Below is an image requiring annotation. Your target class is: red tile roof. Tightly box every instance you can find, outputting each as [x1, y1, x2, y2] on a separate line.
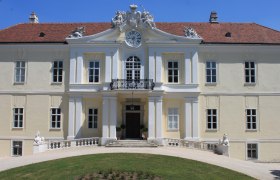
[0, 22, 280, 44]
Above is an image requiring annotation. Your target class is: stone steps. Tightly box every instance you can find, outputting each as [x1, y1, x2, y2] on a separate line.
[106, 140, 158, 148]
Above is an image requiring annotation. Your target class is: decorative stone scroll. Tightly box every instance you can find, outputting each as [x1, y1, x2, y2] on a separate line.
[184, 27, 200, 39]
[68, 26, 85, 38]
[111, 4, 156, 31]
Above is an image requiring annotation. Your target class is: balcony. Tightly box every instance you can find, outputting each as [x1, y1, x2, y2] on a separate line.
[110, 79, 155, 90]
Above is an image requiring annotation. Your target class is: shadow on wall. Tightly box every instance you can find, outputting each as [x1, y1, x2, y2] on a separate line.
[270, 170, 280, 179]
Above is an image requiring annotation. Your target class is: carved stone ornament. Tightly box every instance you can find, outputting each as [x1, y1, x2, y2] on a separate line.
[184, 27, 200, 39]
[111, 4, 156, 31]
[219, 134, 229, 146]
[68, 26, 85, 38]
[34, 130, 45, 145]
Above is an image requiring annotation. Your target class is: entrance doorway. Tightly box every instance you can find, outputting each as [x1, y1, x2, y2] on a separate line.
[126, 112, 141, 139]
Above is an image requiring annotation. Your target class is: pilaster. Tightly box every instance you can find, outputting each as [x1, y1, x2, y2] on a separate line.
[148, 51, 155, 80]
[148, 97, 155, 140]
[155, 54, 162, 83]
[155, 96, 163, 144]
[69, 52, 76, 84]
[76, 52, 83, 83]
[192, 51, 198, 84]
[101, 97, 110, 145]
[185, 51, 191, 84]
[75, 97, 83, 138]
[184, 97, 192, 140]
[192, 98, 199, 140]
[109, 96, 117, 139]
[67, 97, 75, 140]
[105, 53, 112, 83]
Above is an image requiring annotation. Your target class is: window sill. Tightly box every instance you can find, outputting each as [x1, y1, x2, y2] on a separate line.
[11, 127, 24, 130]
[167, 129, 179, 132]
[49, 128, 61, 131]
[245, 129, 258, 132]
[205, 129, 218, 132]
[13, 82, 25, 85]
[244, 83, 256, 86]
[205, 83, 217, 86]
[51, 82, 63, 85]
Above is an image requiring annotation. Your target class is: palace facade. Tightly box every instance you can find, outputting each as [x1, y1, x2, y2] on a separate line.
[0, 5, 280, 162]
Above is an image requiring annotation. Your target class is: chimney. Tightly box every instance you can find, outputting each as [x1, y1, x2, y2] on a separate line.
[209, 11, 218, 23]
[29, 12, 39, 23]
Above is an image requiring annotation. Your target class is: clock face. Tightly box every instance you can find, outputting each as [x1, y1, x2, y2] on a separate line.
[125, 30, 142, 48]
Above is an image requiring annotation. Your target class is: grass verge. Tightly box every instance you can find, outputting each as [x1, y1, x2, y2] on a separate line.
[0, 153, 254, 180]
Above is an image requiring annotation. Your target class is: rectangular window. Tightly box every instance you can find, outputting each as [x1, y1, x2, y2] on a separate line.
[246, 109, 257, 130]
[88, 108, 98, 129]
[89, 61, 100, 83]
[207, 109, 217, 130]
[168, 108, 179, 130]
[167, 61, 179, 83]
[52, 61, 63, 83]
[13, 108, 23, 128]
[247, 143, 258, 159]
[15, 61, 26, 83]
[12, 141, 23, 156]
[51, 108, 61, 129]
[206, 61, 216, 83]
[245, 61, 256, 83]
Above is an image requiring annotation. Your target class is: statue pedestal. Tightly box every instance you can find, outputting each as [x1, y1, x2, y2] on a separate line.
[33, 143, 48, 154]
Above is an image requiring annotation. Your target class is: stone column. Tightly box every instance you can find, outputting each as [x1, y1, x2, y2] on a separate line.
[148, 97, 155, 140]
[76, 52, 84, 83]
[109, 96, 117, 139]
[192, 51, 198, 84]
[185, 51, 191, 84]
[184, 98, 192, 140]
[101, 97, 110, 145]
[67, 97, 75, 140]
[155, 96, 163, 144]
[75, 97, 83, 138]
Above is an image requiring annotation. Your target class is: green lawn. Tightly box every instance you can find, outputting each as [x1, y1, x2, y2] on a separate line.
[0, 153, 254, 180]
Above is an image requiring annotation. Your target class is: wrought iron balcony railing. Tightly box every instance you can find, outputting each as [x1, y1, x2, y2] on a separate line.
[110, 79, 155, 90]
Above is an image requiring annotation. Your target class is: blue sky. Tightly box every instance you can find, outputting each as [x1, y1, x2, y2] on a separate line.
[0, 0, 280, 31]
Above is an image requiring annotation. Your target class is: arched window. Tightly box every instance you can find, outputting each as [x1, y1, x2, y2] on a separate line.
[125, 56, 141, 80]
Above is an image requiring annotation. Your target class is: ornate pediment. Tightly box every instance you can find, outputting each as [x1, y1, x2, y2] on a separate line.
[184, 27, 200, 39]
[111, 4, 156, 31]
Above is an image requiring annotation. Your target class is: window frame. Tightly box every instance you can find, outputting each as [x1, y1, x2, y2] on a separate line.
[167, 60, 179, 84]
[167, 108, 179, 131]
[246, 143, 258, 160]
[11, 140, 23, 157]
[88, 108, 98, 129]
[88, 60, 100, 83]
[50, 108, 61, 130]
[14, 61, 26, 84]
[244, 61, 256, 84]
[13, 108, 24, 129]
[245, 109, 257, 131]
[206, 109, 218, 130]
[52, 60, 63, 83]
[205, 61, 217, 84]
[125, 56, 141, 80]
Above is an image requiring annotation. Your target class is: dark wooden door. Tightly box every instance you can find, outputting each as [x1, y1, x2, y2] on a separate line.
[126, 113, 140, 139]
